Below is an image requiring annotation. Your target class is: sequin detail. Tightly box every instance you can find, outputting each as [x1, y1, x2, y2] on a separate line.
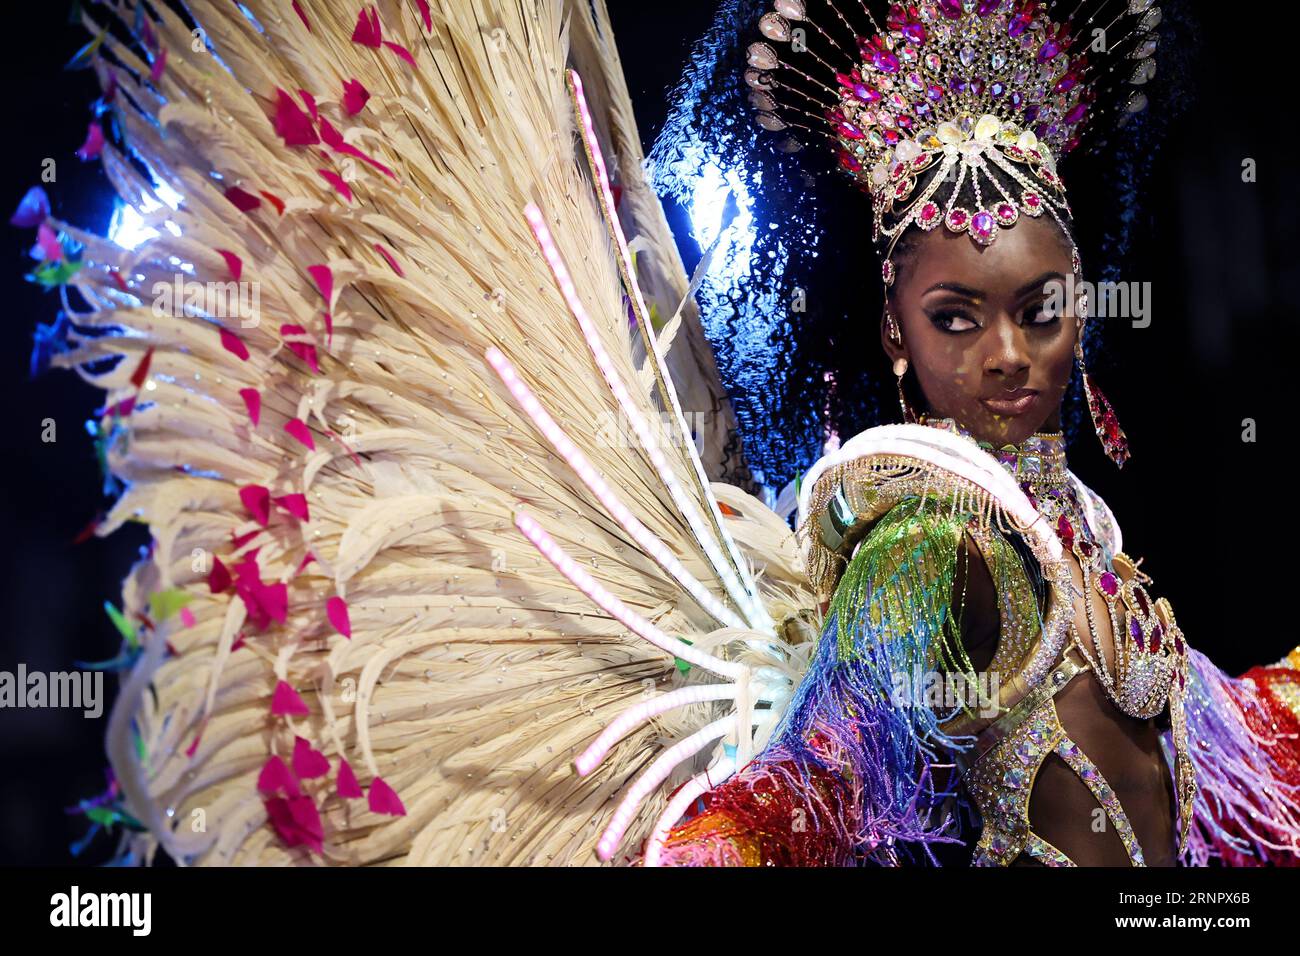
[962, 658, 1148, 867]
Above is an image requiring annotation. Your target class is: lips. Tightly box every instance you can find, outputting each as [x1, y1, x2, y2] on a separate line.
[979, 388, 1040, 417]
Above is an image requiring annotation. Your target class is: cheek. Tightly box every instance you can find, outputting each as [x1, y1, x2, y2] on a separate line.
[909, 332, 982, 399]
[1039, 326, 1077, 393]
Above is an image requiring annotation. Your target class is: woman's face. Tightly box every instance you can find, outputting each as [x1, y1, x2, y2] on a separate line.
[883, 213, 1078, 447]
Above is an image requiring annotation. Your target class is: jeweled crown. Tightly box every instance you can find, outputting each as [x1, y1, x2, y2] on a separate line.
[745, 0, 1162, 281]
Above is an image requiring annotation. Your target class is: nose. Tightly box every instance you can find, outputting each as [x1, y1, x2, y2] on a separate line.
[983, 317, 1031, 384]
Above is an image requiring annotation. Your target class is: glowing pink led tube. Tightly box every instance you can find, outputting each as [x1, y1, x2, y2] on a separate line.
[513, 510, 743, 681]
[567, 70, 767, 634]
[568, 70, 642, 308]
[574, 682, 737, 777]
[486, 345, 743, 631]
[522, 202, 768, 632]
[642, 759, 736, 867]
[596, 715, 735, 861]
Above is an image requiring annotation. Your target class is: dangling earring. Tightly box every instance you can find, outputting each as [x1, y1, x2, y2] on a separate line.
[1075, 291, 1130, 468]
[886, 308, 917, 424]
[893, 356, 918, 423]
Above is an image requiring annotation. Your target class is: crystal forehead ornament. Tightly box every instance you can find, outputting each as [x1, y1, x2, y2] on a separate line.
[744, 0, 1162, 273]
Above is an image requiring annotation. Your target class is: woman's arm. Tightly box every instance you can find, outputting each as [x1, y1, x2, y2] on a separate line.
[655, 496, 1007, 866]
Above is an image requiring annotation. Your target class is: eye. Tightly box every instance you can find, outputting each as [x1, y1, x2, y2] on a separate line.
[1022, 301, 1058, 326]
[928, 309, 979, 333]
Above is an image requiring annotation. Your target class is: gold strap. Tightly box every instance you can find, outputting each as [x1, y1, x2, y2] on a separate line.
[969, 644, 1090, 764]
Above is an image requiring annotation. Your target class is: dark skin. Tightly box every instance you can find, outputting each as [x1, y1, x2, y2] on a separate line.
[884, 215, 1177, 866]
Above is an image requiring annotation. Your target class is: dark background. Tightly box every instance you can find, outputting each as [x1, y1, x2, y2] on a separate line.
[1, 1, 1295, 865]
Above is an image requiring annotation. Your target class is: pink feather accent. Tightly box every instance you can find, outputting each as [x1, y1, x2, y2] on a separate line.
[319, 117, 395, 179]
[298, 89, 318, 122]
[326, 596, 351, 638]
[216, 248, 243, 281]
[223, 186, 261, 212]
[342, 78, 370, 116]
[337, 759, 363, 799]
[75, 122, 104, 161]
[257, 754, 302, 797]
[264, 796, 323, 853]
[273, 493, 310, 522]
[373, 243, 404, 277]
[284, 418, 316, 450]
[239, 387, 260, 426]
[272, 87, 319, 146]
[307, 264, 334, 308]
[292, 736, 331, 779]
[36, 223, 62, 262]
[367, 776, 406, 816]
[220, 328, 249, 361]
[280, 323, 320, 373]
[383, 41, 416, 67]
[238, 485, 271, 526]
[271, 680, 310, 717]
[318, 168, 353, 204]
[208, 555, 232, 594]
[149, 46, 167, 84]
[351, 6, 382, 47]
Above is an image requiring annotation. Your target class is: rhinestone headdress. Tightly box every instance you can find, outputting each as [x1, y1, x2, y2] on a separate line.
[744, 0, 1163, 287]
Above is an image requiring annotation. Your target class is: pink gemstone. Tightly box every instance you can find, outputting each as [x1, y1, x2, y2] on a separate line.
[1099, 571, 1119, 596]
[1056, 515, 1074, 545]
[971, 210, 995, 239]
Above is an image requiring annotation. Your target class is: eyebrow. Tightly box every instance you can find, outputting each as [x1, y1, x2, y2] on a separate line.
[922, 281, 983, 299]
[1016, 271, 1066, 300]
[921, 271, 1066, 302]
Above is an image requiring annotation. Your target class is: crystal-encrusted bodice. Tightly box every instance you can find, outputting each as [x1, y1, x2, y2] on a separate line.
[922, 416, 1197, 866]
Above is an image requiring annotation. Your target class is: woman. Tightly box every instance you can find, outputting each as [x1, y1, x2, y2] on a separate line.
[654, 0, 1300, 866]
